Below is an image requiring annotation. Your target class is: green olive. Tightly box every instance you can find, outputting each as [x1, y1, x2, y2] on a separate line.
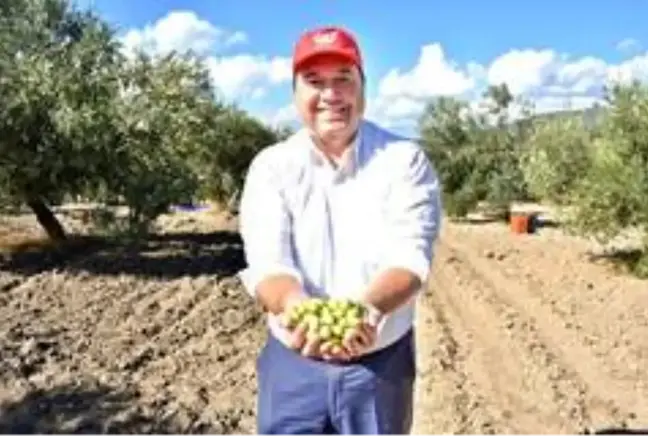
[319, 325, 332, 340]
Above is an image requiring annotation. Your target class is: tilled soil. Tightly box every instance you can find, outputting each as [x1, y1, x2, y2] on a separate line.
[1, 210, 647, 434]
[411, 222, 648, 434]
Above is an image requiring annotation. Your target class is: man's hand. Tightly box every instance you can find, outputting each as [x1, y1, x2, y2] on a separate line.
[318, 339, 352, 361]
[283, 321, 323, 358]
[278, 297, 384, 361]
[320, 301, 383, 360]
[337, 302, 383, 357]
[340, 321, 378, 356]
[278, 295, 324, 358]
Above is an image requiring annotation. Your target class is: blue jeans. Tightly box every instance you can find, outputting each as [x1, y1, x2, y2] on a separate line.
[256, 329, 416, 434]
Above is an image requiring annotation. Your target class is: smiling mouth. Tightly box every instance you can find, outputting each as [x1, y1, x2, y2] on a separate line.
[318, 106, 349, 120]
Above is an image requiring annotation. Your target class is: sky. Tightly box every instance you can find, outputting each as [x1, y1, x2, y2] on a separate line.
[74, 0, 648, 136]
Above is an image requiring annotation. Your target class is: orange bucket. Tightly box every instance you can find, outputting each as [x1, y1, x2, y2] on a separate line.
[510, 212, 530, 234]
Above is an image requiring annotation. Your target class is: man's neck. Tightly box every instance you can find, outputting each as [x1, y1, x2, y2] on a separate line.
[311, 130, 358, 160]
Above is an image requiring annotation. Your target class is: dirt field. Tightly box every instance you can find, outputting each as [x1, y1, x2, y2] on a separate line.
[0, 207, 647, 434]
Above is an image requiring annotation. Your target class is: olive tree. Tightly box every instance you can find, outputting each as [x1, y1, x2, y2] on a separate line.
[417, 96, 482, 217]
[0, 0, 278, 240]
[565, 81, 648, 277]
[0, 0, 122, 240]
[197, 108, 282, 211]
[88, 51, 225, 235]
[418, 83, 531, 219]
[519, 116, 593, 205]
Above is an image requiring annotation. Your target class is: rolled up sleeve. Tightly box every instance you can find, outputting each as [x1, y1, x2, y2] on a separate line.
[378, 145, 442, 286]
[237, 151, 303, 298]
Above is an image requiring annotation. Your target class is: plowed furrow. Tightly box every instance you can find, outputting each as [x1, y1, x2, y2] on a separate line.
[82, 280, 217, 373]
[415, 242, 578, 433]
[413, 286, 500, 434]
[443, 237, 641, 430]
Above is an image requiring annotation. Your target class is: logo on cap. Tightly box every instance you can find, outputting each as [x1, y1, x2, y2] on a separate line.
[312, 30, 338, 46]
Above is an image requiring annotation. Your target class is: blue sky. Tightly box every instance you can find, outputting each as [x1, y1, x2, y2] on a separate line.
[75, 0, 648, 135]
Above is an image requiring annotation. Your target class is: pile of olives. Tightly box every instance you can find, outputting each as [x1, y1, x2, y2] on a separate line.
[282, 298, 367, 344]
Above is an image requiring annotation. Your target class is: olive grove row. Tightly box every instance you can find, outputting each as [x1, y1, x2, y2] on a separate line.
[1, 0, 292, 240]
[419, 81, 648, 277]
[2, 0, 647, 276]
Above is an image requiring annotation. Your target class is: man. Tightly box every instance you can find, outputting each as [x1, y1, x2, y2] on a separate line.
[238, 25, 442, 434]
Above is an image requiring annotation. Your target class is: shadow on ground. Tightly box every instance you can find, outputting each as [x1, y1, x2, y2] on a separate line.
[582, 426, 648, 435]
[586, 248, 647, 278]
[0, 381, 185, 434]
[0, 231, 246, 279]
[531, 216, 561, 229]
[452, 214, 561, 231]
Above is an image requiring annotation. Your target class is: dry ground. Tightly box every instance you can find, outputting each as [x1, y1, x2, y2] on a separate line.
[0, 206, 647, 434]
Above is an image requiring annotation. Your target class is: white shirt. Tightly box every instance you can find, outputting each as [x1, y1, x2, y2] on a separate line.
[237, 119, 442, 354]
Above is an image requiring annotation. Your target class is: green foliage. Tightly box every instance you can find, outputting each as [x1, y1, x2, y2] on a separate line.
[88, 52, 218, 235]
[418, 97, 477, 217]
[565, 136, 646, 241]
[197, 108, 279, 209]
[0, 0, 119, 205]
[417, 79, 648, 278]
[418, 84, 531, 219]
[519, 116, 593, 205]
[0, 0, 282, 240]
[562, 81, 648, 277]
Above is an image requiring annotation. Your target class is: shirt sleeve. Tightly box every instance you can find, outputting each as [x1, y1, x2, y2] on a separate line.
[378, 144, 442, 286]
[237, 150, 303, 298]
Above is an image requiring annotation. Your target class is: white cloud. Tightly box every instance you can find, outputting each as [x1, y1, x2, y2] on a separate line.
[367, 43, 648, 135]
[617, 38, 641, 54]
[366, 97, 424, 133]
[366, 43, 477, 132]
[377, 44, 475, 99]
[120, 10, 246, 56]
[487, 49, 558, 95]
[119, 10, 291, 103]
[607, 52, 648, 83]
[250, 87, 267, 100]
[206, 55, 291, 101]
[260, 103, 299, 128]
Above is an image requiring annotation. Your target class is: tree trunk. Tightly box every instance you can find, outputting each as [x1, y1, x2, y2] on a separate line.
[26, 196, 67, 242]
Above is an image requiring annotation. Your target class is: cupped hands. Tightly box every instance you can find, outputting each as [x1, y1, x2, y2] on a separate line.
[279, 296, 381, 361]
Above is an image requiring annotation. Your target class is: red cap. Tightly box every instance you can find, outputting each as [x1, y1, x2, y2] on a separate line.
[292, 26, 363, 74]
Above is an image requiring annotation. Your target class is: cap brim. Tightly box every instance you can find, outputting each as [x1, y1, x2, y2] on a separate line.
[293, 49, 358, 72]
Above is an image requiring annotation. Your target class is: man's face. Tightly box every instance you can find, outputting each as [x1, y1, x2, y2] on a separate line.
[293, 55, 365, 145]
